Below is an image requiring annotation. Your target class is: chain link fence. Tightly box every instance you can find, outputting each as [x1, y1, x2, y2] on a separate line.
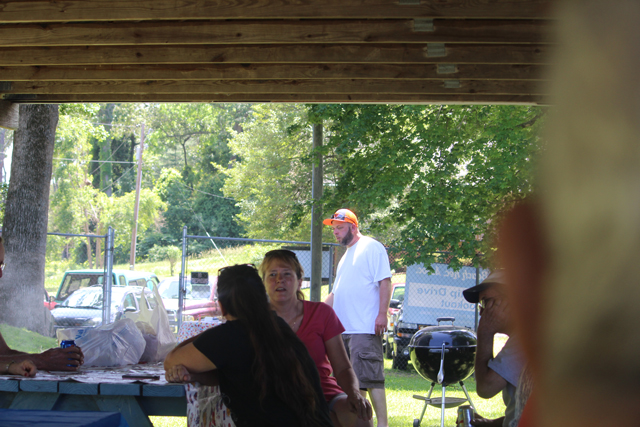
[42, 228, 118, 338]
[173, 228, 340, 332]
[386, 252, 490, 370]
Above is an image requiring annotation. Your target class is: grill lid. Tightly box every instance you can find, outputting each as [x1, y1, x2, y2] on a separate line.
[408, 317, 477, 349]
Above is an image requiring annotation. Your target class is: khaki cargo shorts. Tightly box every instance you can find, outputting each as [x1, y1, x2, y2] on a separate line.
[342, 334, 385, 389]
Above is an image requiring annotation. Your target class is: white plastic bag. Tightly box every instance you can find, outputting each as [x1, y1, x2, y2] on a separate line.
[126, 284, 177, 363]
[75, 318, 146, 367]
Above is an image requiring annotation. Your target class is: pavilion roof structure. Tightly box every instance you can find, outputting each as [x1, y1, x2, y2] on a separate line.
[0, 0, 554, 105]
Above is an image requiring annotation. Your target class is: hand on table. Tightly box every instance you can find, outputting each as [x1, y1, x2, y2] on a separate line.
[8, 360, 37, 377]
[37, 346, 84, 371]
[165, 364, 191, 383]
[347, 392, 373, 420]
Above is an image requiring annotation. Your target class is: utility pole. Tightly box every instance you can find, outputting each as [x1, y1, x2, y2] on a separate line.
[310, 123, 323, 302]
[129, 123, 145, 270]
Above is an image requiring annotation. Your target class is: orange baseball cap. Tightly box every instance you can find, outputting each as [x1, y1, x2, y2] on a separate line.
[323, 209, 358, 227]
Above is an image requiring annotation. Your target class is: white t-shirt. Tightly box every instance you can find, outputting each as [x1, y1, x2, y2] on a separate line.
[332, 236, 392, 334]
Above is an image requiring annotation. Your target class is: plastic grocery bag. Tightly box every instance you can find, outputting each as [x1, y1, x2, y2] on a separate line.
[75, 318, 146, 367]
[125, 284, 177, 363]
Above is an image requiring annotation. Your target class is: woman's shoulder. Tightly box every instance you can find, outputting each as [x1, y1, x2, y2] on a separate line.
[303, 300, 335, 316]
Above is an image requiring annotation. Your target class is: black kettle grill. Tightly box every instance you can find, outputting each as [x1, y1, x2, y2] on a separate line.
[408, 317, 477, 427]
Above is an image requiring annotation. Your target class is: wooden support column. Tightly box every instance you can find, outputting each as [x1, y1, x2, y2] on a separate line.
[310, 123, 323, 302]
[0, 101, 19, 130]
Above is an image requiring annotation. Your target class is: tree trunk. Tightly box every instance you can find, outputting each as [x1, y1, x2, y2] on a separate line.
[0, 104, 57, 335]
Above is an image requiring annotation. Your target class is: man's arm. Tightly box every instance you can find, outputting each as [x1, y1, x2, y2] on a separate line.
[0, 331, 84, 371]
[324, 292, 334, 307]
[374, 277, 392, 336]
[475, 299, 508, 398]
[0, 332, 24, 356]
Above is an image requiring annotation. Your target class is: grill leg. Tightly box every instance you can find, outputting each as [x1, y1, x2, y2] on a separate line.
[459, 381, 477, 412]
[412, 382, 435, 427]
[440, 385, 446, 427]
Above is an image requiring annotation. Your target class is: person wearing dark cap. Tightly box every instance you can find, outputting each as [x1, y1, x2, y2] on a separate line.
[323, 209, 392, 427]
[463, 271, 525, 427]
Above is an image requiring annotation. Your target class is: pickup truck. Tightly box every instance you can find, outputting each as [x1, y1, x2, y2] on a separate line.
[47, 269, 160, 307]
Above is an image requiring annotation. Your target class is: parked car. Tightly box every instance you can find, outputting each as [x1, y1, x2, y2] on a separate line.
[51, 285, 159, 331]
[158, 276, 220, 330]
[384, 283, 405, 359]
[390, 304, 431, 370]
[52, 269, 160, 305]
[44, 289, 57, 310]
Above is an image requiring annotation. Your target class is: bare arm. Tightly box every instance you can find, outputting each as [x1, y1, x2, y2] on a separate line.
[325, 335, 372, 421]
[0, 332, 83, 371]
[474, 299, 508, 398]
[164, 342, 216, 383]
[324, 292, 334, 307]
[375, 277, 392, 336]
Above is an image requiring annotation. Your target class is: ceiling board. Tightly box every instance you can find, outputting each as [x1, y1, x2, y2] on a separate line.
[0, 0, 553, 22]
[0, 44, 550, 66]
[0, 64, 547, 81]
[0, 0, 555, 104]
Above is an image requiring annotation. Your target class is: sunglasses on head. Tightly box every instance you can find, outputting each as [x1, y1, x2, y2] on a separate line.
[264, 249, 298, 258]
[218, 263, 257, 276]
[330, 212, 348, 221]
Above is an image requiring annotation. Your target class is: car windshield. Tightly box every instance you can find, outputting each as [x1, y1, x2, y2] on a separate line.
[392, 285, 405, 302]
[62, 287, 125, 309]
[159, 279, 209, 300]
[58, 273, 105, 301]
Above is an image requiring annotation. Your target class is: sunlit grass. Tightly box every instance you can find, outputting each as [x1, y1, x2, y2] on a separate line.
[0, 324, 58, 353]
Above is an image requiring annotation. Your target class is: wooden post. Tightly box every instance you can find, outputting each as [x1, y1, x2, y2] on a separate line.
[129, 123, 145, 270]
[310, 123, 323, 302]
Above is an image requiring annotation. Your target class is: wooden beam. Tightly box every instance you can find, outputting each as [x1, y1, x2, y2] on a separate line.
[3, 93, 546, 105]
[2, 79, 543, 95]
[0, 44, 551, 66]
[0, 64, 548, 81]
[0, 19, 551, 47]
[0, 0, 554, 22]
[0, 100, 19, 130]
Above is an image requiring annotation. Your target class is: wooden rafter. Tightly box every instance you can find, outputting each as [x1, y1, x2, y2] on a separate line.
[0, 0, 555, 104]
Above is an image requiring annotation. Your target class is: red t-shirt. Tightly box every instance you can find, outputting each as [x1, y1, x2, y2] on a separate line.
[296, 300, 346, 401]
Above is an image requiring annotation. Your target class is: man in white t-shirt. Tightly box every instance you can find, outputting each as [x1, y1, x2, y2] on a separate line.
[324, 209, 392, 427]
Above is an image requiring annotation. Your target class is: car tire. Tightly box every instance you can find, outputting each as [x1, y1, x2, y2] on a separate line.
[392, 354, 409, 370]
[384, 336, 393, 359]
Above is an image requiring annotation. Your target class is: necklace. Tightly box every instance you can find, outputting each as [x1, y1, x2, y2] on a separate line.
[284, 301, 304, 328]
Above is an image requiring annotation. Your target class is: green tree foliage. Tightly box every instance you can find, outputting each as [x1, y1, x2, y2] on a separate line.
[310, 104, 545, 269]
[222, 104, 330, 241]
[50, 105, 165, 265]
[148, 245, 182, 276]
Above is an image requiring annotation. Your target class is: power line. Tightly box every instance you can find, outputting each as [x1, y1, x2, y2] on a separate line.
[54, 157, 135, 165]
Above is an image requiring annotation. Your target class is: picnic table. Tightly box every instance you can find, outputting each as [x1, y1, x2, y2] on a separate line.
[0, 363, 186, 427]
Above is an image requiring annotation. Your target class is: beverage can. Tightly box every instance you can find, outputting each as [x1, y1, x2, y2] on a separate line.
[60, 340, 77, 367]
[456, 405, 474, 427]
[60, 340, 76, 348]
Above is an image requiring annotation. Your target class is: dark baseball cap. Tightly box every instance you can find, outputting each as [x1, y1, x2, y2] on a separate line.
[462, 270, 507, 303]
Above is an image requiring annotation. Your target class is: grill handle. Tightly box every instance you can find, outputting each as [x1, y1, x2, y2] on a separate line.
[436, 317, 455, 325]
[437, 343, 446, 384]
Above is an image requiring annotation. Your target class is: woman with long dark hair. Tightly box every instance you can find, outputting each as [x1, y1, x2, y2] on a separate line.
[164, 264, 333, 427]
